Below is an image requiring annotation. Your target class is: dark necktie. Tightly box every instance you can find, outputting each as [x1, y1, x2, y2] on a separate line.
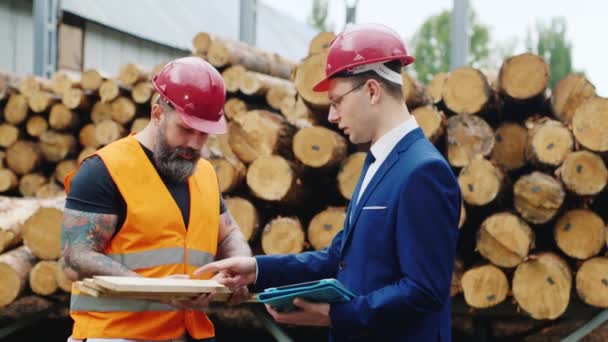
[349, 150, 376, 225]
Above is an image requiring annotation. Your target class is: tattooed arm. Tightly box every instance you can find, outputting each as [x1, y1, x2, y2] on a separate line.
[61, 208, 139, 280]
[216, 209, 252, 260]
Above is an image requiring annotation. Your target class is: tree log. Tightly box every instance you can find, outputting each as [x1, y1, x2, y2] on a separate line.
[78, 147, 97, 163]
[240, 71, 294, 97]
[26, 115, 49, 138]
[293, 52, 330, 110]
[571, 96, 608, 153]
[110, 96, 137, 125]
[131, 82, 153, 104]
[0, 246, 36, 308]
[192, 32, 213, 56]
[49, 103, 78, 130]
[221, 65, 246, 93]
[451, 258, 464, 297]
[79, 123, 100, 149]
[442, 67, 492, 115]
[477, 212, 534, 268]
[525, 117, 573, 168]
[35, 182, 64, 199]
[23, 206, 63, 260]
[512, 253, 572, 320]
[458, 157, 506, 207]
[28, 90, 56, 113]
[411, 106, 446, 144]
[337, 152, 365, 201]
[576, 257, 608, 308]
[207, 39, 295, 79]
[292, 126, 347, 171]
[498, 53, 549, 101]
[551, 73, 596, 125]
[18, 76, 51, 98]
[228, 110, 296, 164]
[427, 72, 449, 104]
[55, 258, 73, 292]
[461, 264, 509, 309]
[554, 209, 605, 260]
[246, 155, 304, 205]
[29, 260, 59, 296]
[446, 114, 495, 168]
[210, 158, 246, 194]
[6, 140, 41, 175]
[19, 173, 47, 197]
[39, 131, 77, 162]
[307, 206, 345, 251]
[513, 172, 565, 224]
[261, 216, 305, 255]
[0, 197, 40, 253]
[119, 63, 149, 86]
[4, 93, 29, 125]
[130, 118, 149, 133]
[0, 169, 18, 194]
[91, 101, 113, 123]
[95, 119, 126, 146]
[459, 203, 467, 229]
[266, 83, 297, 111]
[80, 68, 107, 91]
[99, 79, 121, 103]
[280, 95, 317, 128]
[491, 122, 527, 171]
[401, 71, 430, 110]
[0, 123, 19, 148]
[204, 133, 239, 161]
[224, 196, 259, 242]
[51, 72, 78, 95]
[557, 150, 607, 196]
[55, 159, 77, 184]
[224, 97, 247, 120]
[308, 31, 335, 56]
[62, 88, 90, 110]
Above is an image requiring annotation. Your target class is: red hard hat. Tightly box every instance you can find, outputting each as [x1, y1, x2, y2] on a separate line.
[313, 23, 415, 92]
[152, 56, 227, 134]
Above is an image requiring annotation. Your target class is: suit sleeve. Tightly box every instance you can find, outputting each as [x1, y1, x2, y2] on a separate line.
[250, 228, 343, 292]
[330, 159, 461, 332]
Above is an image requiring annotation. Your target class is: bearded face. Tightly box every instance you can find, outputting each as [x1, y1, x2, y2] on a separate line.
[154, 116, 201, 183]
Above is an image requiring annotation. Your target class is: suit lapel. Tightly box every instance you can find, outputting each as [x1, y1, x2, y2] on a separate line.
[340, 128, 426, 254]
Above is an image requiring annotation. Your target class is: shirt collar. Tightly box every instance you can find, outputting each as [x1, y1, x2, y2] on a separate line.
[370, 116, 419, 163]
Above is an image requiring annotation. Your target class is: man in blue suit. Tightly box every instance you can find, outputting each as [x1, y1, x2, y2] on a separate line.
[195, 23, 461, 341]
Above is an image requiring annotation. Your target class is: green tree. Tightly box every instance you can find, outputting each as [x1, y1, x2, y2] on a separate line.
[526, 17, 572, 88]
[307, 0, 332, 32]
[411, 10, 491, 83]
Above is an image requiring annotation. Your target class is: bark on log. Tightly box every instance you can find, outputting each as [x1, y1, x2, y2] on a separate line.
[26, 115, 49, 138]
[39, 131, 77, 162]
[0, 123, 19, 148]
[4, 93, 29, 125]
[512, 253, 572, 320]
[23, 206, 63, 260]
[131, 81, 153, 104]
[427, 72, 449, 105]
[293, 52, 330, 110]
[18, 173, 47, 197]
[0, 246, 36, 308]
[308, 31, 335, 56]
[209, 158, 246, 194]
[446, 114, 495, 168]
[307, 206, 345, 251]
[224, 196, 259, 242]
[571, 96, 608, 153]
[491, 122, 528, 171]
[411, 106, 446, 144]
[246, 155, 304, 205]
[119, 63, 149, 86]
[498, 53, 549, 101]
[513, 172, 565, 224]
[292, 126, 347, 171]
[461, 264, 509, 309]
[80, 69, 107, 91]
[110, 96, 137, 125]
[95, 119, 126, 146]
[525, 117, 573, 168]
[28, 91, 56, 113]
[337, 152, 365, 201]
[442, 67, 492, 115]
[261, 216, 306, 255]
[551, 73, 596, 125]
[29, 260, 59, 296]
[458, 157, 506, 207]
[61, 88, 90, 110]
[401, 71, 430, 110]
[554, 209, 605, 260]
[556, 151, 607, 196]
[576, 257, 608, 308]
[477, 212, 535, 268]
[240, 71, 294, 97]
[49, 103, 78, 130]
[221, 65, 246, 93]
[6, 140, 41, 175]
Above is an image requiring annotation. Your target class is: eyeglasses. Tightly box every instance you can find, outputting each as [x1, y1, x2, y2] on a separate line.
[329, 81, 366, 109]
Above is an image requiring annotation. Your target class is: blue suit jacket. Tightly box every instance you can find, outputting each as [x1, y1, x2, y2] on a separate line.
[253, 128, 461, 341]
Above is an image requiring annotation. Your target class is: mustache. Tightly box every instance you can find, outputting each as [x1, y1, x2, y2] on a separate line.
[170, 147, 200, 160]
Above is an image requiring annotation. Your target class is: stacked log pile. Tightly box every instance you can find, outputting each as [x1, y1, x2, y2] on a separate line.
[1, 31, 607, 328]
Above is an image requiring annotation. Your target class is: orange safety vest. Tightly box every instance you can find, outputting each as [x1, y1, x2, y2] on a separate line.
[64, 135, 220, 340]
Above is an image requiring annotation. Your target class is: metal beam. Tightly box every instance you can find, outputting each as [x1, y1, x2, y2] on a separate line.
[239, 0, 257, 45]
[450, 0, 469, 70]
[33, 0, 59, 78]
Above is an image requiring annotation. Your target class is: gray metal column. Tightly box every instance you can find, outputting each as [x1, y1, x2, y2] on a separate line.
[239, 0, 257, 45]
[450, 0, 469, 70]
[33, 0, 59, 78]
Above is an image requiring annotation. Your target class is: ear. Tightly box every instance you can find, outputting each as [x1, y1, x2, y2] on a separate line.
[151, 103, 163, 125]
[367, 79, 382, 105]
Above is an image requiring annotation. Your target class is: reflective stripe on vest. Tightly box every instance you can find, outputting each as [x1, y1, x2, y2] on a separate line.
[70, 295, 206, 312]
[106, 248, 214, 270]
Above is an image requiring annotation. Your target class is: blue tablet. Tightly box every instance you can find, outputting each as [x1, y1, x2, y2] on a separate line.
[257, 278, 355, 312]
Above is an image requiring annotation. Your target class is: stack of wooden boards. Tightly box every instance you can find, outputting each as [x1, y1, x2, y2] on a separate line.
[1, 29, 608, 328]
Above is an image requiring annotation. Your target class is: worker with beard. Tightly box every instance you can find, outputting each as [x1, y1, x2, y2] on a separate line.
[60, 57, 252, 342]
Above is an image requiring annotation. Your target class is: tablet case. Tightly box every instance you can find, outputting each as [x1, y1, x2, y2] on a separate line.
[257, 278, 355, 312]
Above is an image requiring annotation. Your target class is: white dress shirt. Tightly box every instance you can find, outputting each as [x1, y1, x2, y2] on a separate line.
[356, 117, 420, 205]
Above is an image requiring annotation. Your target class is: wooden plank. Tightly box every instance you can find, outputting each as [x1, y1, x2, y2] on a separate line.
[91, 276, 231, 294]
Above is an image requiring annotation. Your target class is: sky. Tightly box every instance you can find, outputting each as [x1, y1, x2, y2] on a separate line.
[260, 0, 607, 96]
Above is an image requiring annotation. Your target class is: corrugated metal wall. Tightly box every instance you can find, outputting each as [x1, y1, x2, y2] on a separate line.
[83, 22, 187, 75]
[0, 0, 34, 76]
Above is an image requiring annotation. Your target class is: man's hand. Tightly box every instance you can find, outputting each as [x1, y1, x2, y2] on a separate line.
[266, 298, 331, 327]
[160, 274, 215, 310]
[193, 257, 257, 289]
